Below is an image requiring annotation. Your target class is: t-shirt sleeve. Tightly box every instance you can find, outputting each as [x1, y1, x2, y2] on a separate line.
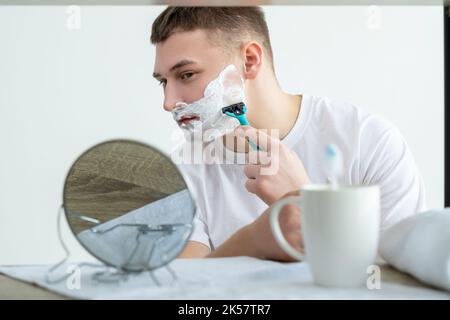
[175, 161, 212, 249]
[188, 206, 212, 249]
[359, 116, 427, 230]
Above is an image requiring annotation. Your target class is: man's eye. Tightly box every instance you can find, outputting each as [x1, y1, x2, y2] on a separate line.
[180, 72, 194, 80]
[158, 80, 166, 87]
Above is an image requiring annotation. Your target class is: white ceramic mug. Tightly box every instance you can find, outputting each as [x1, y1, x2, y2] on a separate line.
[270, 184, 380, 287]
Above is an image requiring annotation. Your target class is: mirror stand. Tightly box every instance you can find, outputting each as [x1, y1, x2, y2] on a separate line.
[45, 205, 186, 287]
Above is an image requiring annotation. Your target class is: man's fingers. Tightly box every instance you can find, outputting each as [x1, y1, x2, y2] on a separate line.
[244, 179, 258, 194]
[248, 148, 271, 166]
[234, 126, 281, 154]
[244, 164, 260, 179]
[245, 177, 273, 205]
[283, 190, 301, 198]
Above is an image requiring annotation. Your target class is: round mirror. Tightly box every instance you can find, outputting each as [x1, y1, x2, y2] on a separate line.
[63, 139, 195, 272]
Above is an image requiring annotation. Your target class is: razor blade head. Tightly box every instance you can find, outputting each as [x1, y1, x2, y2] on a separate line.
[222, 102, 247, 117]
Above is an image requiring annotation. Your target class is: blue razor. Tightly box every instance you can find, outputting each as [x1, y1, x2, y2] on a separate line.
[222, 102, 260, 151]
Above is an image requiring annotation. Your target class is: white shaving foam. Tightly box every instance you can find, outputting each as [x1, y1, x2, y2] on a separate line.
[172, 64, 245, 142]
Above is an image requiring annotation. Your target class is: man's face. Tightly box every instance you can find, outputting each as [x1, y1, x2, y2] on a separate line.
[153, 29, 237, 120]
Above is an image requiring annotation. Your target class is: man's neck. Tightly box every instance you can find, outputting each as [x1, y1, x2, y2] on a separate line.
[246, 89, 301, 140]
[222, 70, 302, 153]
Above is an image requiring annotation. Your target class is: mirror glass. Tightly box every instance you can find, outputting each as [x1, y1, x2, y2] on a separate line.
[63, 140, 195, 272]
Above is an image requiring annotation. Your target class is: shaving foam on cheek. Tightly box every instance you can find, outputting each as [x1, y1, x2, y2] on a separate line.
[172, 64, 245, 142]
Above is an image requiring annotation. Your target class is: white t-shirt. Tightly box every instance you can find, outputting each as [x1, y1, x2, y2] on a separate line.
[176, 94, 427, 250]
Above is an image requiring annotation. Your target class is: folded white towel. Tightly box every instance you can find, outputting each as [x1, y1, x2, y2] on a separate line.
[379, 208, 450, 291]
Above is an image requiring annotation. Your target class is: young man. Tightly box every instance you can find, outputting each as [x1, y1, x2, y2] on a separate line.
[150, 7, 426, 261]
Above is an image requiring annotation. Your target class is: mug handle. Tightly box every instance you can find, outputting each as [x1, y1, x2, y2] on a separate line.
[270, 196, 305, 261]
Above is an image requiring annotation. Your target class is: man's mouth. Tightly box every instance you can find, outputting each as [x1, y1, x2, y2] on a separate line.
[177, 115, 201, 126]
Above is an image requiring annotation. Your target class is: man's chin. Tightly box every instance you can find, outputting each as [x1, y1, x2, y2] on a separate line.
[182, 131, 225, 144]
[181, 117, 246, 145]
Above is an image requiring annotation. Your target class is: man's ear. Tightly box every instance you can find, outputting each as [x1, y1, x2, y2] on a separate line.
[241, 41, 263, 80]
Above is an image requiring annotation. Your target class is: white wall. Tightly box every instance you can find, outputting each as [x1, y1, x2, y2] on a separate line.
[0, 5, 444, 264]
[266, 6, 444, 213]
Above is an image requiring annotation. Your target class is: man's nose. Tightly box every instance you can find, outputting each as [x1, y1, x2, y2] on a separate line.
[163, 101, 174, 112]
[163, 87, 181, 112]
